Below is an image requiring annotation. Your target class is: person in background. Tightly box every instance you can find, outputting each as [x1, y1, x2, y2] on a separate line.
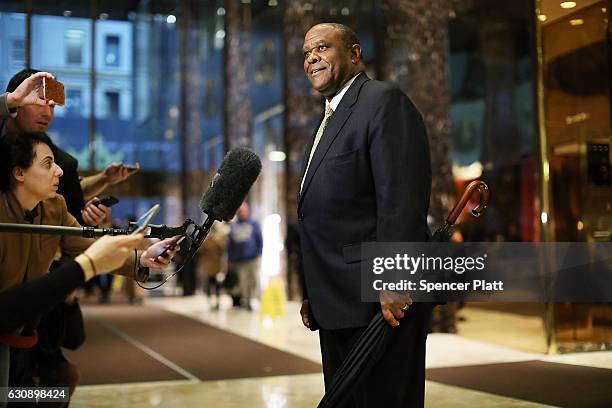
[227, 202, 263, 311]
[197, 223, 229, 310]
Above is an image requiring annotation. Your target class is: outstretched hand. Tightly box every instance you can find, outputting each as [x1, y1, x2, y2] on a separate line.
[103, 162, 140, 185]
[6, 72, 55, 109]
[140, 236, 183, 269]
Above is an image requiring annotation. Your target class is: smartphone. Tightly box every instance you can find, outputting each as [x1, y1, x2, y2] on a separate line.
[131, 204, 160, 235]
[154, 235, 187, 263]
[124, 163, 140, 173]
[97, 195, 119, 208]
[43, 77, 65, 106]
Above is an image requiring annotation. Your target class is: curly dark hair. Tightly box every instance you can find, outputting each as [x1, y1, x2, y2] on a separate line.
[0, 132, 57, 191]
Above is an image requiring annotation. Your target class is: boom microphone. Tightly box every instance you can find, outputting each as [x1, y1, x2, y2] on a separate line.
[127, 147, 261, 290]
[199, 146, 262, 221]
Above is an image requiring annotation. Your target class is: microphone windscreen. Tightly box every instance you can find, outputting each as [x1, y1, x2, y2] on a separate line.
[199, 147, 262, 221]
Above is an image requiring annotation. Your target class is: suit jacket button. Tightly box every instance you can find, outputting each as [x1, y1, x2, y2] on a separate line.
[298, 213, 304, 221]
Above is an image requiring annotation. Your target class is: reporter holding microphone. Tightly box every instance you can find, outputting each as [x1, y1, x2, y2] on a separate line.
[0, 131, 181, 395]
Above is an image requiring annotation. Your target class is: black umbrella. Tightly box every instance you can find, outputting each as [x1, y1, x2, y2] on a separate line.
[317, 180, 490, 408]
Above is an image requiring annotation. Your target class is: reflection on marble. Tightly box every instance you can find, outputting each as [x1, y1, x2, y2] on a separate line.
[72, 375, 324, 408]
[425, 382, 553, 408]
[456, 307, 548, 353]
[72, 375, 553, 408]
[69, 295, 611, 407]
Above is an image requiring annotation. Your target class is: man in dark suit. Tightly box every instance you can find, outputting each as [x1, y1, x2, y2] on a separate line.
[298, 23, 432, 407]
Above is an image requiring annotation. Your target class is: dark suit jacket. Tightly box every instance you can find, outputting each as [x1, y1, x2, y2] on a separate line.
[54, 148, 86, 224]
[298, 73, 431, 330]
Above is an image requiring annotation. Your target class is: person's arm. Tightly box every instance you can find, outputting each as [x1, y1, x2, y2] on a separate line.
[0, 234, 145, 336]
[80, 162, 140, 200]
[369, 88, 431, 326]
[0, 260, 85, 336]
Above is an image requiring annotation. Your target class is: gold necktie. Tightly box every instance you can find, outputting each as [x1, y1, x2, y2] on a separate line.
[300, 105, 334, 193]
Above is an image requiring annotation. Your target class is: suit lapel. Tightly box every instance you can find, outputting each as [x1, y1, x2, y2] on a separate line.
[298, 115, 323, 195]
[298, 73, 369, 208]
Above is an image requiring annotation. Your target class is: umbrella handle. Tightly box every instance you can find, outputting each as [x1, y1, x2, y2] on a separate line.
[446, 180, 489, 225]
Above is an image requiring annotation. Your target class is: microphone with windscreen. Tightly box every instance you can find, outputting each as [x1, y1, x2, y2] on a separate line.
[189, 146, 262, 253]
[199, 146, 263, 222]
[140, 147, 261, 289]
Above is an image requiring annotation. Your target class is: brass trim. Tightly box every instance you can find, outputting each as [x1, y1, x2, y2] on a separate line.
[535, 0, 557, 354]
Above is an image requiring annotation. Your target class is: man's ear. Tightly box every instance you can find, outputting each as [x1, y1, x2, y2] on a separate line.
[349, 44, 362, 64]
[12, 167, 25, 184]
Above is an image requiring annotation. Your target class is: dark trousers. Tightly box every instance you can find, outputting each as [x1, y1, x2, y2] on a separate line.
[319, 304, 433, 408]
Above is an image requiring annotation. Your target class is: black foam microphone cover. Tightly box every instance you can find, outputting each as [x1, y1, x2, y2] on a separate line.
[199, 147, 262, 221]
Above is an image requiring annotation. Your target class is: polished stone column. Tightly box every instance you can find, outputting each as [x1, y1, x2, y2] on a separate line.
[282, 0, 324, 218]
[379, 0, 460, 224]
[225, 0, 252, 147]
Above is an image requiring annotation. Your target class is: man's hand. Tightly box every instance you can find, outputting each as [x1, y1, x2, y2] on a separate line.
[139, 236, 182, 269]
[379, 290, 413, 327]
[300, 299, 311, 328]
[81, 198, 111, 226]
[6, 72, 55, 109]
[102, 162, 140, 186]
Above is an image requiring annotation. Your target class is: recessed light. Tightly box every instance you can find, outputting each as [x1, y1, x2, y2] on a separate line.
[569, 18, 584, 25]
[538, 14, 547, 22]
[560, 2, 577, 9]
[268, 151, 286, 162]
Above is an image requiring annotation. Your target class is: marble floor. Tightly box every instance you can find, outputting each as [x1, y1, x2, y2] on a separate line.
[70, 295, 612, 407]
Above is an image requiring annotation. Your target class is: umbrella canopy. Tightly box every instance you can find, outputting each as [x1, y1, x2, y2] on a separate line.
[317, 180, 489, 408]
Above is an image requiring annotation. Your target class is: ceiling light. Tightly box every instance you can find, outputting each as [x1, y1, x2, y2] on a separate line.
[341, 7, 350, 16]
[560, 2, 577, 9]
[268, 151, 286, 162]
[216, 7, 226, 16]
[268, 0, 278, 6]
[538, 14, 547, 22]
[63, 10, 72, 17]
[99, 13, 109, 20]
[569, 18, 584, 25]
[166, 14, 176, 24]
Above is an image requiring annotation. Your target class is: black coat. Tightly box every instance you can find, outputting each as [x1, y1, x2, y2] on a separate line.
[298, 73, 431, 330]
